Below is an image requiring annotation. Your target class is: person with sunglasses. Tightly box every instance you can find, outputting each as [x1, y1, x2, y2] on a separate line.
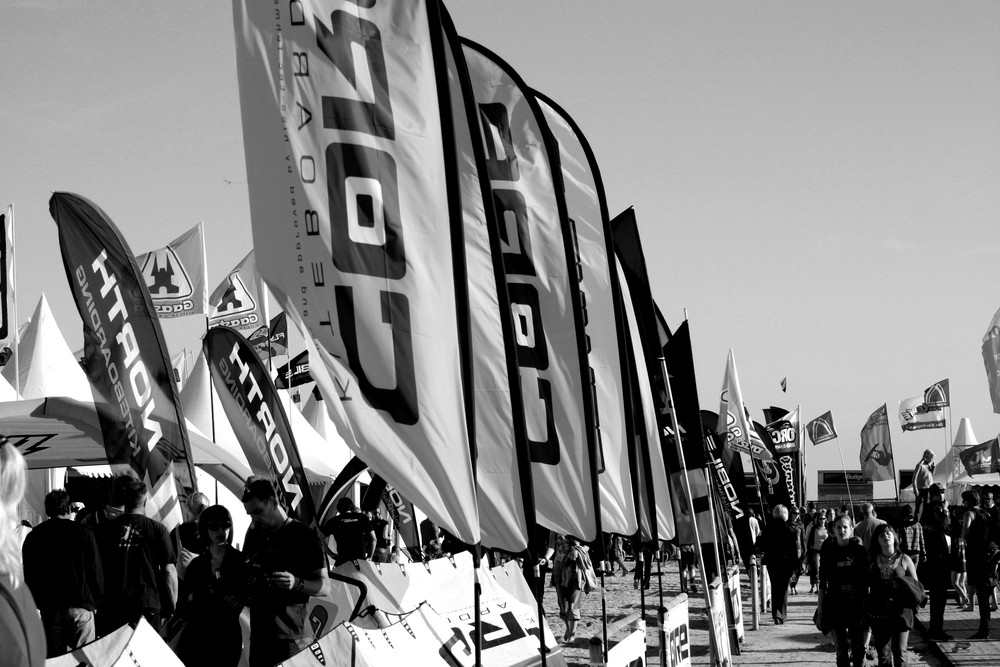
[173, 505, 250, 666]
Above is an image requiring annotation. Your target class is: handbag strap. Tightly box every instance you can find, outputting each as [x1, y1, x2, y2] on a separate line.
[0, 579, 33, 666]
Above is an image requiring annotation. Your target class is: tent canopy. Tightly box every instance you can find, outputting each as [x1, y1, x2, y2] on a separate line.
[1, 396, 252, 496]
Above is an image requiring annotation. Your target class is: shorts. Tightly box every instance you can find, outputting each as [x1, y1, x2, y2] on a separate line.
[560, 588, 581, 620]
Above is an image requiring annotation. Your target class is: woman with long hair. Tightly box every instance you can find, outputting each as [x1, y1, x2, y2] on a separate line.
[173, 505, 250, 666]
[818, 513, 867, 667]
[865, 523, 919, 667]
[0, 440, 45, 666]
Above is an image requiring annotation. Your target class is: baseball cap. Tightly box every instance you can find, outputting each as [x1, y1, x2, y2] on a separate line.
[929, 483, 946, 495]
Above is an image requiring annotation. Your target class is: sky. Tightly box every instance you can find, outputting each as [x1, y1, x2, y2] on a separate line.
[1, 1, 999, 500]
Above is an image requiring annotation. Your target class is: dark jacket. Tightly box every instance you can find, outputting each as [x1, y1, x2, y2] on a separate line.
[761, 518, 800, 571]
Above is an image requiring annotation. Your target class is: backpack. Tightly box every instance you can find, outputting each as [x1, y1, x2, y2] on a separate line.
[561, 545, 599, 594]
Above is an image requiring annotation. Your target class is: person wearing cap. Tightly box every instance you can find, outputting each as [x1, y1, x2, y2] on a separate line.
[242, 477, 326, 667]
[913, 449, 935, 521]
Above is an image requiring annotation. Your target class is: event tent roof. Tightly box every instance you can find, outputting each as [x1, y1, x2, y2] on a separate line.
[2, 396, 252, 496]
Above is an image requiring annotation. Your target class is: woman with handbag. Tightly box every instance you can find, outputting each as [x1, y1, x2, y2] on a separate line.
[171, 505, 250, 666]
[818, 513, 868, 667]
[866, 524, 920, 667]
[558, 536, 596, 644]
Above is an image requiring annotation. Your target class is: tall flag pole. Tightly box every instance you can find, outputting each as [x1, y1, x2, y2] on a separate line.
[611, 208, 728, 663]
[923, 378, 952, 480]
[860, 404, 897, 498]
[807, 411, 854, 514]
[49, 192, 197, 529]
[232, 0, 482, 547]
[0, 205, 16, 395]
[461, 39, 601, 544]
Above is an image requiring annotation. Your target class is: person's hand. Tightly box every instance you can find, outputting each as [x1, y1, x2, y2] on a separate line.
[266, 570, 296, 591]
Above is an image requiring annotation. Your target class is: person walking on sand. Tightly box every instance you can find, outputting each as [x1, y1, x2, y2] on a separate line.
[762, 505, 799, 624]
[865, 524, 920, 667]
[558, 536, 596, 644]
[818, 513, 868, 667]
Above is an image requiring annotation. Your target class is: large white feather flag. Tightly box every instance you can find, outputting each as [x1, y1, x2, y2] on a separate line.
[462, 41, 597, 540]
[535, 93, 635, 536]
[232, 0, 479, 542]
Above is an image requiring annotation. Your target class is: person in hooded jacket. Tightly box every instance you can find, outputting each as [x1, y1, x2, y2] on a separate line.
[818, 513, 868, 667]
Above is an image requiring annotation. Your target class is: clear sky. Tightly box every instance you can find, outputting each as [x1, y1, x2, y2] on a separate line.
[2, 1, 998, 499]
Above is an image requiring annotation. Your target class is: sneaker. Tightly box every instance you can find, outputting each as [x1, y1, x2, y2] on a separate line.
[929, 632, 953, 641]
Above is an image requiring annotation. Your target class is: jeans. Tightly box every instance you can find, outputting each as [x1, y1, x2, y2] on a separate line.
[41, 607, 95, 657]
[830, 617, 864, 667]
[871, 626, 908, 667]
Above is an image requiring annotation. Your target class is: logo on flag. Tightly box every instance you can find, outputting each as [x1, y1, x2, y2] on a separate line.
[212, 272, 256, 318]
[860, 404, 894, 482]
[898, 395, 945, 431]
[136, 223, 206, 319]
[806, 411, 837, 445]
[209, 251, 263, 331]
[923, 379, 950, 408]
[959, 438, 1000, 477]
[141, 246, 193, 298]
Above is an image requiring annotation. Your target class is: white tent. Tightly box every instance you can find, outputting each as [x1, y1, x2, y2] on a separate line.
[2, 294, 91, 401]
[3, 396, 252, 497]
[180, 352, 348, 481]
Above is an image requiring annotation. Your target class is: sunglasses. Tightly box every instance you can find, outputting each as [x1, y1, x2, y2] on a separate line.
[206, 523, 232, 530]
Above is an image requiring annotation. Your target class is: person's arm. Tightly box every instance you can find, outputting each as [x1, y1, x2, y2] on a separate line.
[365, 529, 377, 560]
[163, 563, 178, 609]
[901, 553, 918, 580]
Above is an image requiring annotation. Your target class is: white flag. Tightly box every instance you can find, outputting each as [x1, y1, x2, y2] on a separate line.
[233, 0, 479, 542]
[136, 222, 207, 319]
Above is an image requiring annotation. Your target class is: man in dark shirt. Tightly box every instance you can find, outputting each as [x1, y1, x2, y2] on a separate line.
[921, 483, 952, 640]
[242, 477, 327, 667]
[327, 497, 375, 566]
[96, 477, 176, 635]
[22, 489, 104, 656]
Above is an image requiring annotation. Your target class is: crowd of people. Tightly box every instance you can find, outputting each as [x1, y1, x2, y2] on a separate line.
[0, 453, 339, 667]
[759, 481, 1000, 667]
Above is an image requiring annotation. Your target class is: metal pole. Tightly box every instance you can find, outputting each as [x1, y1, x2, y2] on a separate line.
[749, 555, 759, 630]
[835, 439, 856, 521]
[659, 357, 726, 666]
